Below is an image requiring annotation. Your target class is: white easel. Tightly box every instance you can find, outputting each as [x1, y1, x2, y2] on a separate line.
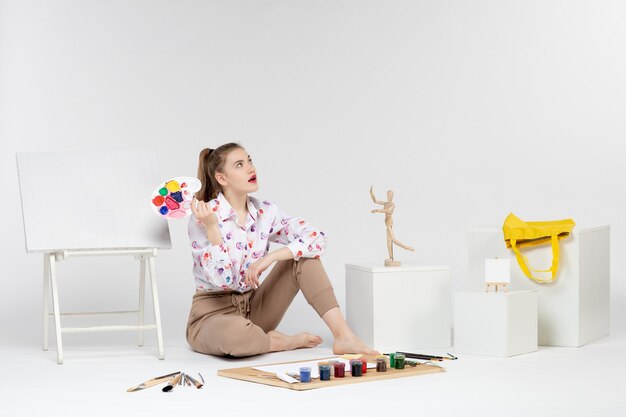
[18, 151, 171, 364]
[42, 249, 164, 364]
[485, 258, 511, 294]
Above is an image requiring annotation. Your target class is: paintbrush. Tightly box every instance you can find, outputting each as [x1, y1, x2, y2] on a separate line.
[162, 373, 183, 392]
[127, 371, 181, 392]
[393, 352, 458, 361]
[185, 373, 204, 389]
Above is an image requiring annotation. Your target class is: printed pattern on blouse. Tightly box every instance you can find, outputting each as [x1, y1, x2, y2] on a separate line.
[188, 192, 327, 293]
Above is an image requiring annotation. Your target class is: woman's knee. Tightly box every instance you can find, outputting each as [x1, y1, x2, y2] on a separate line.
[296, 257, 331, 285]
[220, 321, 270, 357]
[189, 318, 269, 357]
[296, 257, 325, 275]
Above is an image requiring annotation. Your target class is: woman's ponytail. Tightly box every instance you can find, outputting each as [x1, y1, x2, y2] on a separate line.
[195, 142, 243, 202]
[196, 148, 214, 202]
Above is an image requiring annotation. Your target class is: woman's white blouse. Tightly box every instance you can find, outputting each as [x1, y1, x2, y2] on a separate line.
[188, 192, 327, 293]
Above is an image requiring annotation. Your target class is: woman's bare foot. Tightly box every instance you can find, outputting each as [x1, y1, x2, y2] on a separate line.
[333, 333, 379, 355]
[320, 306, 379, 355]
[268, 330, 322, 352]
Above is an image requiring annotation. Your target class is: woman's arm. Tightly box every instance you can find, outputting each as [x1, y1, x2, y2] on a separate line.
[267, 203, 327, 261]
[244, 201, 327, 288]
[244, 246, 292, 288]
[266, 246, 294, 263]
[204, 223, 222, 245]
[192, 197, 222, 244]
[189, 198, 237, 290]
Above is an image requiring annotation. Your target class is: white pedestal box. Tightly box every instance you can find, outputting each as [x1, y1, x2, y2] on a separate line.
[454, 291, 538, 357]
[468, 226, 610, 347]
[345, 263, 451, 352]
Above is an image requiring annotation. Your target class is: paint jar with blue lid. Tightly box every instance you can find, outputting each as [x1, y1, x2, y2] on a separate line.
[319, 364, 331, 381]
[299, 367, 312, 383]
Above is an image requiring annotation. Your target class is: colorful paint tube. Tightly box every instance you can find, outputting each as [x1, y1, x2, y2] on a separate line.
[300, 367, 312, 383]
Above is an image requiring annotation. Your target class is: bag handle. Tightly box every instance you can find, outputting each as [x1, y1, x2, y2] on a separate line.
[509, 234, 560, 283]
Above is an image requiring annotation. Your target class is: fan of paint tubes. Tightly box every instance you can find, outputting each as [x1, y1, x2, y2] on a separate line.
[151, 177, 202, 219]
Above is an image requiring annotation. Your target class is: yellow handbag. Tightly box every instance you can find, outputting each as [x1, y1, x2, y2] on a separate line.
[502, 213, 576, 283]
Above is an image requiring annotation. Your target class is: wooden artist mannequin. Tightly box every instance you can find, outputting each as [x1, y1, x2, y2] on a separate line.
[369, 186, 415, 266]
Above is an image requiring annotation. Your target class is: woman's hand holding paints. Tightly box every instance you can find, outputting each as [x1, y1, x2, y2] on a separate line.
[191, 197, 218, 227]
[191, 197, 221, 245]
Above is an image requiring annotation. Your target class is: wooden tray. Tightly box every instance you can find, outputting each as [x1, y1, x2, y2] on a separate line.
[218, 356, 445, 391]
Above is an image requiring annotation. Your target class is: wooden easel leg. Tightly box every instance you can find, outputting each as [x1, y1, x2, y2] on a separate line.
[43, 254, 50, 351]
[48, 253, 64, 364]
[138, 258, 146, 347]
[148, 256, 164, 360]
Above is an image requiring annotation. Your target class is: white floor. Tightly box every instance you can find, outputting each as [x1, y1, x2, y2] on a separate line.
[2, 335, 625, 417]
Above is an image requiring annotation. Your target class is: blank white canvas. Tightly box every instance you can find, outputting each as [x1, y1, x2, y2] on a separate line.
[485, 258, 511, 283]
[16, 151, 172, 252]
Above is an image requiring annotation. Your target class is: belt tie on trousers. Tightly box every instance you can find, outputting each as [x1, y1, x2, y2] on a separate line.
[231, 293, 251, 317]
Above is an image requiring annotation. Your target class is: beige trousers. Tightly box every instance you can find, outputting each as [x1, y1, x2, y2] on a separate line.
[186, 258, 339, 357]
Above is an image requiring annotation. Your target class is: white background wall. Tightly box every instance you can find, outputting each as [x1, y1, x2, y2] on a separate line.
[1, 0, 625, 350]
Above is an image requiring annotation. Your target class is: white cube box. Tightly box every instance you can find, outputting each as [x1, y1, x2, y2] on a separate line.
[454, 291, 538, 357]
[345, 263, 451, 352]
[468, 226, 610, 347]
